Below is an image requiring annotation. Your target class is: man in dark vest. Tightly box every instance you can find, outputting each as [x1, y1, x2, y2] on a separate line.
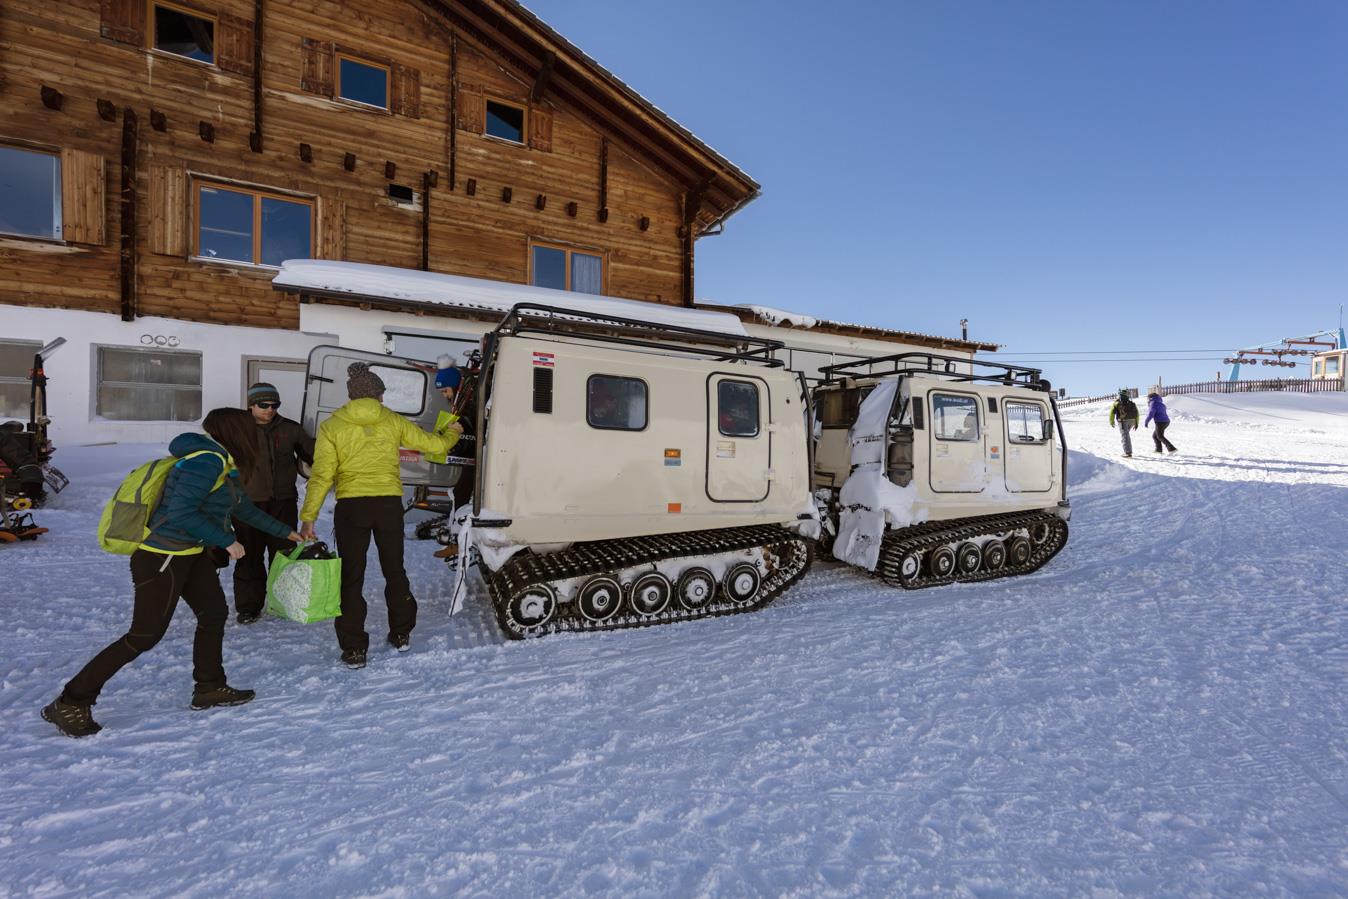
[232, 382, 315, 623]
[1107, 389, 1140, 458]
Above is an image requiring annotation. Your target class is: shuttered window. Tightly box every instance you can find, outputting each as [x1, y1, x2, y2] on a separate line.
[152, 2, 216, 65]
[96, 347, 203, 422]
[0, 147, 61, 241]
[336, 54, 390, 110]
[485, 99, 526, 143]
[194, 181, 313, 267]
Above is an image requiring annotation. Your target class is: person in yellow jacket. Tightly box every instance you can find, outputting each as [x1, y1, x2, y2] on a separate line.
[299, 362, 462, 668]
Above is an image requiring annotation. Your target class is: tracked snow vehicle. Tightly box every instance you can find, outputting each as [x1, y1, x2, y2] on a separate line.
[813, 353, 1069, 588]
[306, 304, 817, 639]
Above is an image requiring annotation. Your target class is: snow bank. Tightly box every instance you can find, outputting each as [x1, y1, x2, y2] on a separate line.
[4, 395, 1347, 896]
[274, 260, 749, 336]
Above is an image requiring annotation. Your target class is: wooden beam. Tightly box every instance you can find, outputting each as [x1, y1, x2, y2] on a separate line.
[598, 137, 608, 222]
[421, 170, 432, 271]
[448, 32, 458, 190]
[250, 0, 264, 151]
[530, 50, 555, 103]
[119, 107, 138, 322]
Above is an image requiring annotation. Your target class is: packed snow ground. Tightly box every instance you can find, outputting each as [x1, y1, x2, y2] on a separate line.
[2, 393, 1346, 896]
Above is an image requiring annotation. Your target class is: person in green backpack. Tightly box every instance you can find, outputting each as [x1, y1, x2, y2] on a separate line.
[43, 408, 303, 738]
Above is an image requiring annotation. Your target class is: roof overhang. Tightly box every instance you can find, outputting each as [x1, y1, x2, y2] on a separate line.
[416, 0, 759, 232]
[274, 260, 750, 336]
[694, 302, 999, 353]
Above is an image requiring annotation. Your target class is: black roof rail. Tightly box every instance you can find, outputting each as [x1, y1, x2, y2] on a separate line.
[818, 352, 1047, 389]
[494, 303, 786, 366]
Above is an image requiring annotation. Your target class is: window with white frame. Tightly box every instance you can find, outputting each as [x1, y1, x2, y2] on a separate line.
[0, 340, 41, 419]
[96, 347, 203, 421]
[0, 146, 61, 241]
[1005, 401, 1047, 443]
[1328, 355, 1341, 376]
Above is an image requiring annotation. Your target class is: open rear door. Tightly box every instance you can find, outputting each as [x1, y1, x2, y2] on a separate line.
[303, 345, 462, 489]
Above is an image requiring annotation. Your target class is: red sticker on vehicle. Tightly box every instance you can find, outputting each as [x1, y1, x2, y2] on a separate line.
[400, 449, 421, 462]
[532, 352, 555, 367]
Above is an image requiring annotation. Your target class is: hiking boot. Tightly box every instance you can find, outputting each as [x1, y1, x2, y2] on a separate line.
[388, 633, 411, 653]
[191, 684, 256, 710]
[341, 648, 368, 669]
[236, 611, 262, 625]
[433, 543, 459, 559]
[42, 697, 102, 737]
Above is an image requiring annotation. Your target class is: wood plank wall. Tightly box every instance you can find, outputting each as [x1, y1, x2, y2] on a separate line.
[0, 0, 688, 332]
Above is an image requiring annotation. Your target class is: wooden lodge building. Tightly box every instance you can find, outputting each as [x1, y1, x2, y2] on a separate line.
[0, 0, 992, 442]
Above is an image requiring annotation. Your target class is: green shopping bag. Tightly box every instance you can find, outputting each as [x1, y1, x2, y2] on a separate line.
[265, 542, 342, 623]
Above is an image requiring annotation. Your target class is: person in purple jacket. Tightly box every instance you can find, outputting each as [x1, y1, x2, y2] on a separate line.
[1145, 392, 1177, 454]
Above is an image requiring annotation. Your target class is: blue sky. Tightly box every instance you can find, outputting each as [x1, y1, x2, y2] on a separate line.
[525, 0, 1348, 395]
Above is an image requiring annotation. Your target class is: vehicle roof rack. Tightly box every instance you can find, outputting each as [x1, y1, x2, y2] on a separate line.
[494, 303, 785, 366]
[818, 352, 1047, 389]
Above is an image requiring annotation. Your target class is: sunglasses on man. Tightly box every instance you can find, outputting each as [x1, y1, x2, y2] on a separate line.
[254, 402, 281, 410]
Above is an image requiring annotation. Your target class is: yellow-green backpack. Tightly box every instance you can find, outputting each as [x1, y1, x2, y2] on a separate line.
[97, 451, 224, 554]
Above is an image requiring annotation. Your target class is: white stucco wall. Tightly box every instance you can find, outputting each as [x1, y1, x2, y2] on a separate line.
[1, 304, 333, 445]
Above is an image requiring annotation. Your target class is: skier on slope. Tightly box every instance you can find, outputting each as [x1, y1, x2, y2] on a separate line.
[1145, 391, 1178, 454]
[1108, 389, 1140, 458]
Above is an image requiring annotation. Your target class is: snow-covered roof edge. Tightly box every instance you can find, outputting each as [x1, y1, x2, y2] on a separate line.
[695, 300, 998, 352]
[273, 260, 750, 337]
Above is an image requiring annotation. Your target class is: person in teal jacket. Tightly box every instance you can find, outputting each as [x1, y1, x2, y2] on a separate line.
[43, 408, 302, 738]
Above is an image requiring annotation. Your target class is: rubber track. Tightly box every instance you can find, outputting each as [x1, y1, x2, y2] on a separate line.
[876, 511, 1069, 589]
[483, 524, 814, 639]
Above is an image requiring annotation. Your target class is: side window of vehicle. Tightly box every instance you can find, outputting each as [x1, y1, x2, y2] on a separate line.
[932, 393, 979, 441]
[1005, 401, 1045, 442]
[718, 380, 760, 437]
[587, 375, 647, 431]
[369, 365, 426, 415]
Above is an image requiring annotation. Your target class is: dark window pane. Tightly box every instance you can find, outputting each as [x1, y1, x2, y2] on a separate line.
[338, 57, 388, 109]
[587, 375, 647, 431]
[100, 348, 201, 387]
[531, 246, 566, 290]
[485, 101, 524, 142]
[718, 380, 759, 437]
[933, 394, 979, 441]
[154, 5, 214, 64]
[198, 186, 254, 262]
[0, 147, 60, 240]
[570, 252, 602, 295]
[260, 197, 312, 267]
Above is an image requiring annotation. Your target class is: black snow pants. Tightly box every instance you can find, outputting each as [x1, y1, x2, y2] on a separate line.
[63, 550, 229, 705]
[333, 496, 416, 652]
[1153, 421, 1177, 453]
[231, 498, 297, 617]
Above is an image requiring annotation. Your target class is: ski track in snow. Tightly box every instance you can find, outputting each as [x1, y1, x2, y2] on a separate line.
[1, 394, 1346, 896]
